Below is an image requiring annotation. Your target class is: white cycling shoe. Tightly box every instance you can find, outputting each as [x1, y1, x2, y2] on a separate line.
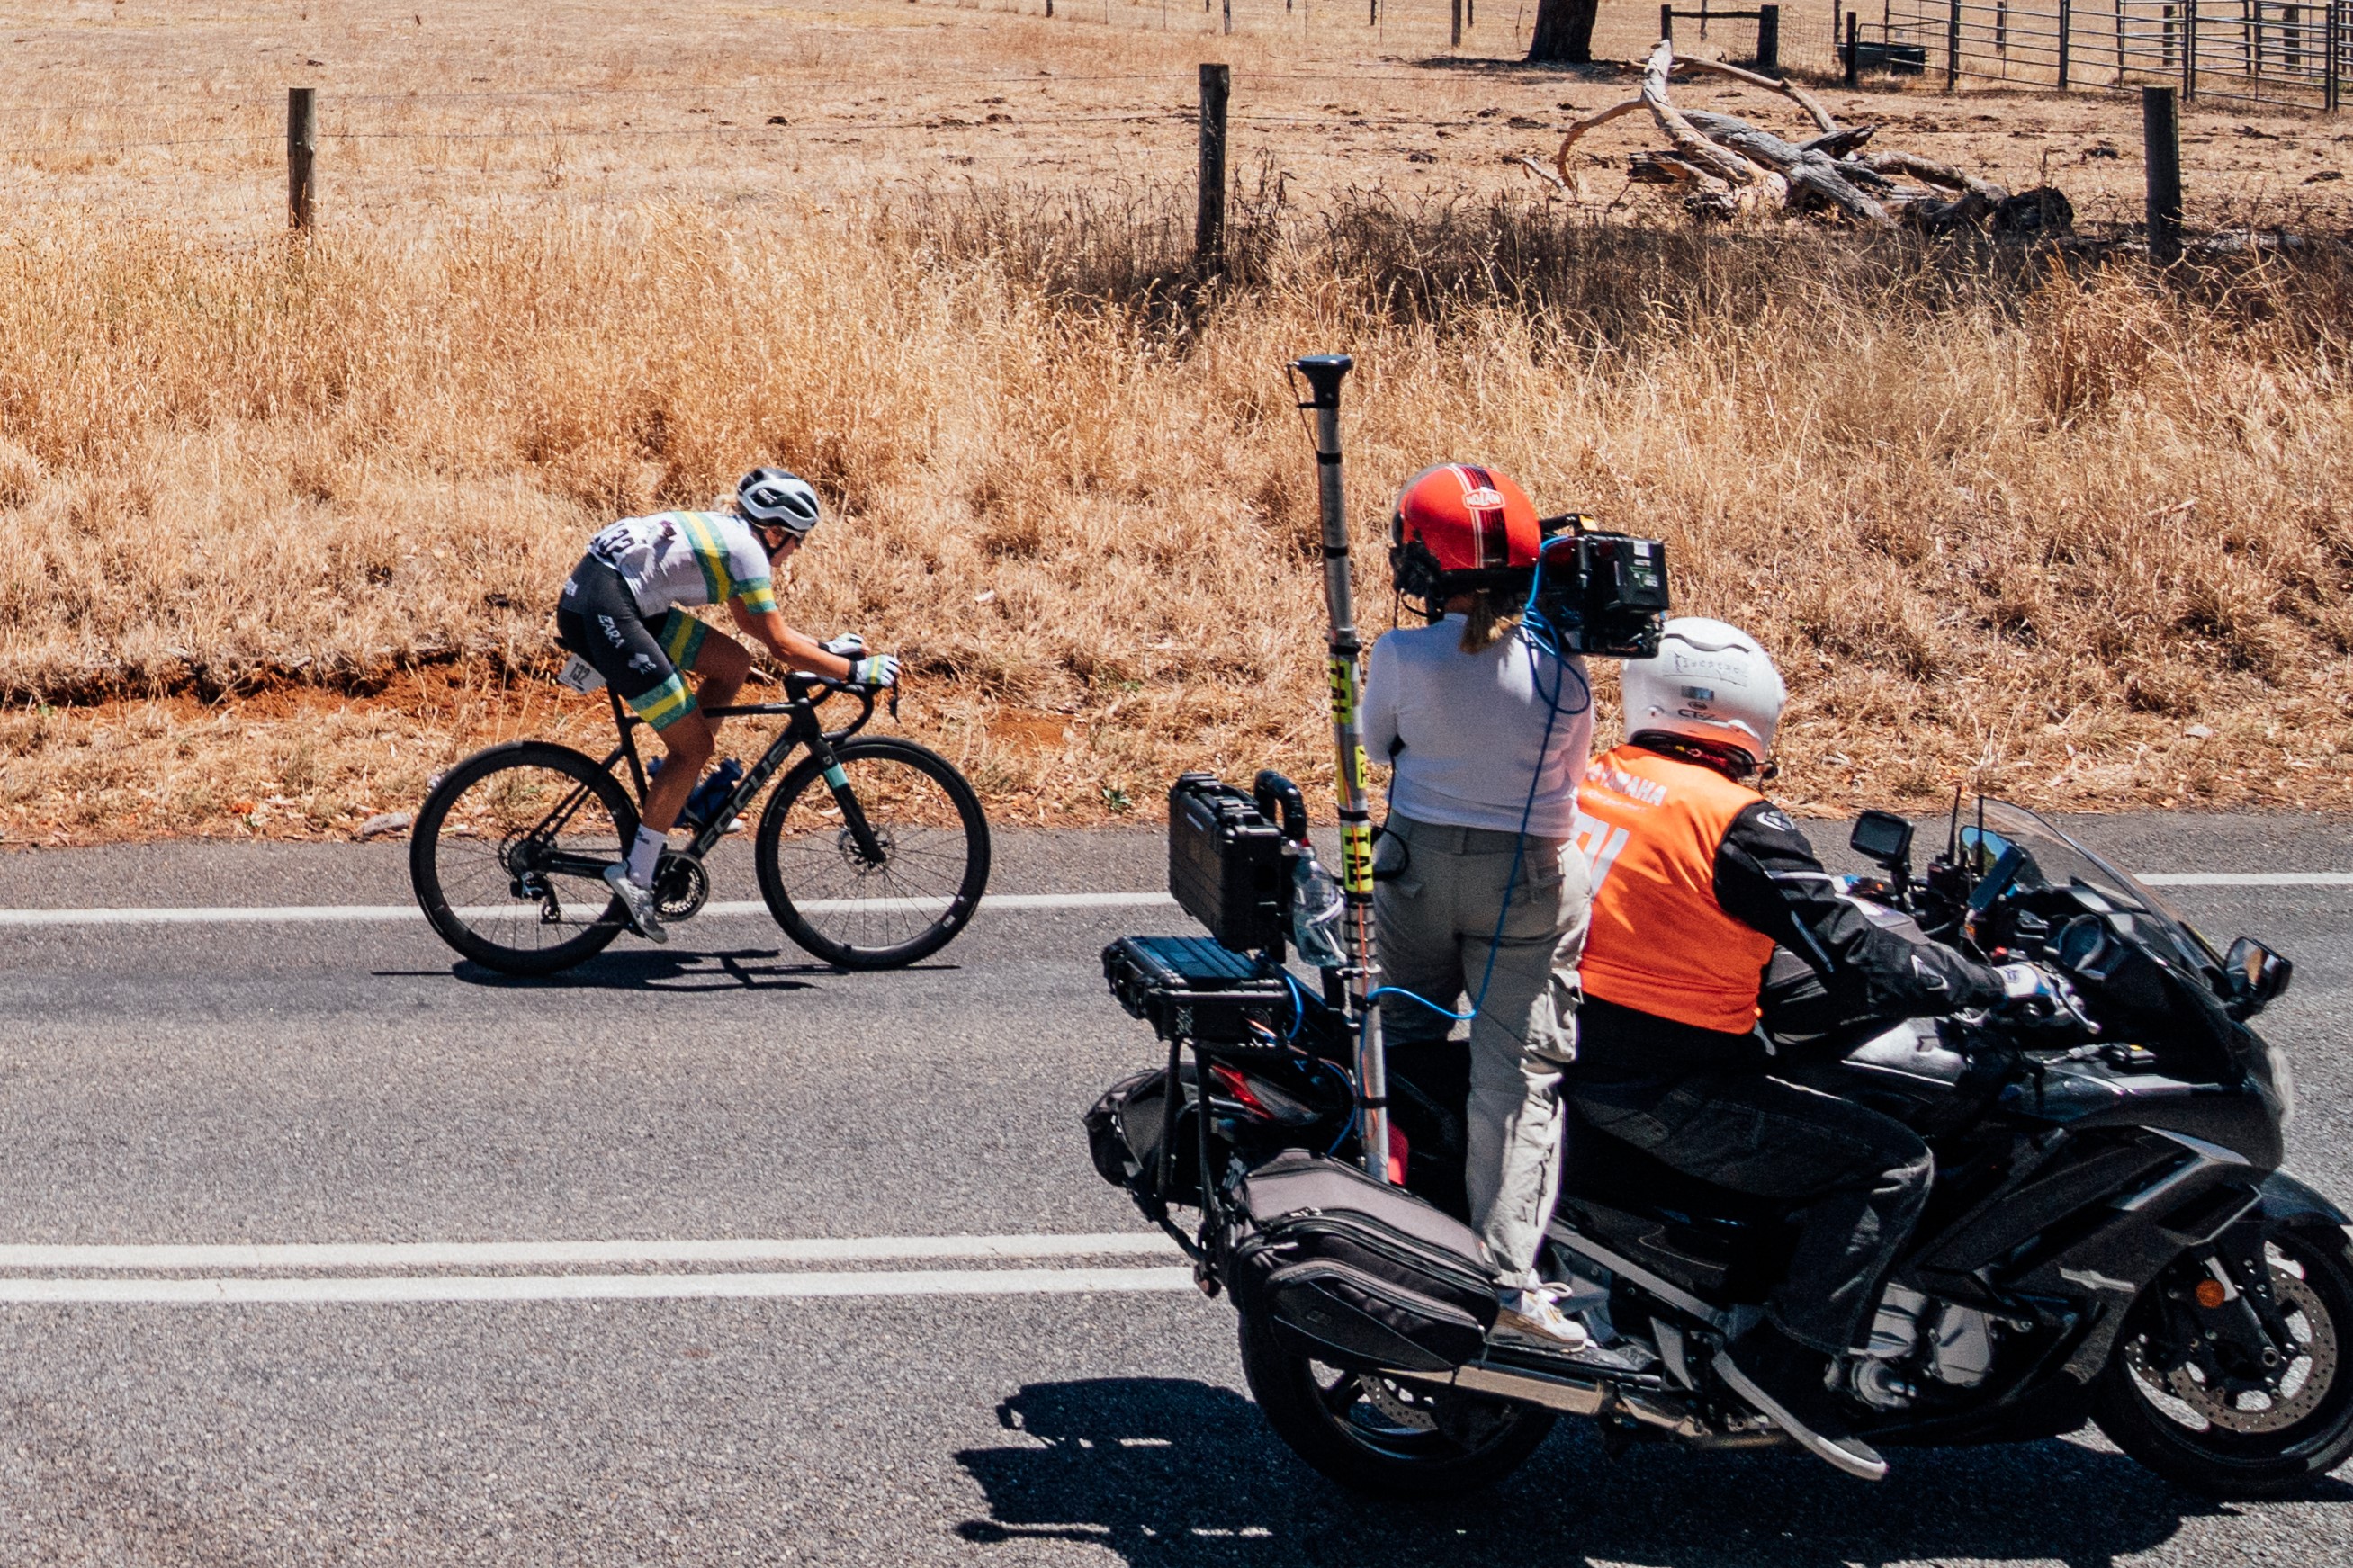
[602, 864, 669, 944]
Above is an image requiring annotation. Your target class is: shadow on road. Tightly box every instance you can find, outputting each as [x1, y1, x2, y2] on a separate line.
[374, 948, 965, 991]
[370, 950, 817, 992]
[955, 1377, 2340, 1566]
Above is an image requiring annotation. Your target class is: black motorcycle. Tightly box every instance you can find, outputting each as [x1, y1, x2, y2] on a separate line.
[1086, 786, 2352, 1497]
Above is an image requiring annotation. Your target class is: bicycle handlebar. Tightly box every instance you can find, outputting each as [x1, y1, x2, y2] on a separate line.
[702, 672, 895, 740]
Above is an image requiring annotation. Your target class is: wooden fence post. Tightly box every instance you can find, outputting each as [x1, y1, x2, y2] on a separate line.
[1758, 3, 1781, 64]
[286, 87, 318, 231]
[1197, 63, 1229, 270]
[1222, 0, 1232, 30]
[1452, 0, 1463, 44]
[2143, 84, 2184, 264]
[1846, 7, 1861, 80]
[1661, 3, 1675, 39]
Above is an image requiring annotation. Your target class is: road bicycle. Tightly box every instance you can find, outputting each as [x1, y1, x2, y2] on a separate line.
[409, 675, 990, 977]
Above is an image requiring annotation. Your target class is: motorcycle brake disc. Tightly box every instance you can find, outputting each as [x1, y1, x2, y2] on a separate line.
[1357, 1376, 1441, 1433]
[2139, 1259, 2336, 1434]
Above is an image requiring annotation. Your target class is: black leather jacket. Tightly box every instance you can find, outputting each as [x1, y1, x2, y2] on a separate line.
[1570, 799, 2004, 1080]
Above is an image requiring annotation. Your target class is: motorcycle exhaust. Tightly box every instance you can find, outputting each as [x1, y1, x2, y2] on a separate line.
[1381, 1356, 1789, 1450]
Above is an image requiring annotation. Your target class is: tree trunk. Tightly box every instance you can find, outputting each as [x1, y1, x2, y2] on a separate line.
[1525, 0, 1600, 61]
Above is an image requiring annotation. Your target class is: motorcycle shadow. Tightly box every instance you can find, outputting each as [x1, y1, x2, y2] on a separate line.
[953, 1377, 2348, 1566]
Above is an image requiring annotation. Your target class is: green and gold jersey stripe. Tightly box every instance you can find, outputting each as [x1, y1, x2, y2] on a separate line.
[630, 673, 698, 730]
[678, 513, 734, 606]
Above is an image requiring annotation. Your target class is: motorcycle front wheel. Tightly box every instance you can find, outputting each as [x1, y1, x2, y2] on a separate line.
[2091, 1223, 2353, 1497]
[1235, 1307, 1556, 1497]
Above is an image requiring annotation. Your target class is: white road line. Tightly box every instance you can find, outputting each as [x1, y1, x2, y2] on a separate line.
[0, 1232, 1183, 1273]
[4, 874, 2349, 930]
[0, 890, 1178, 929]
[2136, 872, 2353, 888]
[0, 1266, 1199, 1305]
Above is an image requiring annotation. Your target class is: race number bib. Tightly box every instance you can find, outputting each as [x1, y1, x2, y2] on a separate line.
[554, 653, 607, 694]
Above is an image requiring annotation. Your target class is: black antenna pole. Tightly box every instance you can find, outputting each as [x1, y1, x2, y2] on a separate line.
[1291, 353, 1392, 1185]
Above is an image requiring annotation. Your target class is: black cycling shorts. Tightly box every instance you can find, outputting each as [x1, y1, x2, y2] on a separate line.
[553, 556, 710, 730]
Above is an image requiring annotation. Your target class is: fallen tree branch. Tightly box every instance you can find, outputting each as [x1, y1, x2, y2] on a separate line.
[1683, 109, 1887, 223]
[1800, 123, 1878, 159]
[1856, 149, 2009, 204]
[1554, 95, 1645, 188]
[1664, 54, 1840, 136]
[1514, 154, 1567, 192]
[1639, 40, 1757, 188]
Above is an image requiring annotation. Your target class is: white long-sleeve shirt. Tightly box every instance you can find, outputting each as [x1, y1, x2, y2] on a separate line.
[1361, 615, 1594, 838]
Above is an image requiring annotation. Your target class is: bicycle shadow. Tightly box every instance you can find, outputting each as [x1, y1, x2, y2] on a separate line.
[954, 1377, 2339, 1568]
[377, 950, 961, 993]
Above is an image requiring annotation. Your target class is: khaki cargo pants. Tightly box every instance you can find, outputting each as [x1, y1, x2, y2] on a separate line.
[1372, 813, 1591, 1279]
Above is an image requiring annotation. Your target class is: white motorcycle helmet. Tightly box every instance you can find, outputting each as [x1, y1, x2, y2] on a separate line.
[1620, 617, 1789, 772]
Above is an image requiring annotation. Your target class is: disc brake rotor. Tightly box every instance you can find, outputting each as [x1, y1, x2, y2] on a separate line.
[2137, 1257, 2338, 1434]
[834, 823, 895, 874]
[1356, 1375, 1441, 1433]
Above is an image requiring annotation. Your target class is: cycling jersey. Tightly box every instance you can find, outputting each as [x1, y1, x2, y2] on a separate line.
[588, 511, 779, 618]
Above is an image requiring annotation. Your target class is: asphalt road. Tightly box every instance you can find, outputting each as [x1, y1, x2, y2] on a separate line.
[0, 816, 2348, 1566]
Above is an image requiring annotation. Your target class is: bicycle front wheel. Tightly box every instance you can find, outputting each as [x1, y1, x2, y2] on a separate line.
[753, 736, 991, 969]
[409, 740, 638, 976]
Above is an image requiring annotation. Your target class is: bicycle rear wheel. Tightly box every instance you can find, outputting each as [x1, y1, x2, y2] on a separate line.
[753, 736, 991, 969]
[410, 740, 638, 975]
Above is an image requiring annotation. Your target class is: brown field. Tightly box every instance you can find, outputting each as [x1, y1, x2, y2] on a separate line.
[2, 0, 2350, 846]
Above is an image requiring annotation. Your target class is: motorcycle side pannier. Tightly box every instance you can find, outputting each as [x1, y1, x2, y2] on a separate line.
[1227, 1151, 1498, 1374]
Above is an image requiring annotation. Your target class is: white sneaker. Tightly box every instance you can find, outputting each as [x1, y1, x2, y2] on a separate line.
[602, 864, 669, 944]
[1491, 1286, 1592, 1351]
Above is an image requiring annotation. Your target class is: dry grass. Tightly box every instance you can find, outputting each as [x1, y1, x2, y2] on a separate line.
[2, 0, 2351, 842]
[1, 191, 2349, 843]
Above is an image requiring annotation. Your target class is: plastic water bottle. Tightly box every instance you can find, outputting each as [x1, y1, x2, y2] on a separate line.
[680, 758, 744, 831]
[1291, 851, 1347, 969]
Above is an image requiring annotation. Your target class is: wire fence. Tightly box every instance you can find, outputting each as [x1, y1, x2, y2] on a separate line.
[1846, 0, 2349, 107]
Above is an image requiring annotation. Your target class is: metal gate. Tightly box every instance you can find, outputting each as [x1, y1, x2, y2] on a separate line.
[1835, 0, 2349, 109]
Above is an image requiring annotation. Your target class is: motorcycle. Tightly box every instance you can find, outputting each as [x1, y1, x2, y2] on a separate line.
[1085, 788, 2352, 1497]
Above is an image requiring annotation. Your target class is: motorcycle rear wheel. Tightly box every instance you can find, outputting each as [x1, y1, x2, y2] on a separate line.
[1235, 1307, 1556, 1497]
[2091, 1223, 2353, 1497]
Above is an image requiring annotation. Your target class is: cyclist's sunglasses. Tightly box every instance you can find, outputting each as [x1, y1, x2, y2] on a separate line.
[753, 516, 816, 547]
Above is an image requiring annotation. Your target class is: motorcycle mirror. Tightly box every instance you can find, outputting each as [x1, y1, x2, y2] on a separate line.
[1849, 810, 1915, 873]
[2223, 936, 2294, 1017]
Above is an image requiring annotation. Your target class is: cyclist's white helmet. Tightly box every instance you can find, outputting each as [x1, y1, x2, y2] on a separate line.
[1620, 617, 1788, 769]
[736, 468, 822, 537]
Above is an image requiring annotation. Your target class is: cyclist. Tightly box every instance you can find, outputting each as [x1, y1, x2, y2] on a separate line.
[554, 468, 900, 943]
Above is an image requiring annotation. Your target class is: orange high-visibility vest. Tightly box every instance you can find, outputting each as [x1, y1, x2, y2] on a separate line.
[1573, 745, 1780, 1035]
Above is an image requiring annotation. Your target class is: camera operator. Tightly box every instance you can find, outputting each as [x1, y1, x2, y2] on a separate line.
[1362, 465, 1594, 1351]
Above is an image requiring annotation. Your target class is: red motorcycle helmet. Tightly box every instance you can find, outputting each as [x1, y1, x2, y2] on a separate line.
[1388, 463, 1542, 610]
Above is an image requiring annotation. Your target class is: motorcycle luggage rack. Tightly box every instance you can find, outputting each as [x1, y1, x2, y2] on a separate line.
[1102, 936, 1297, 1054]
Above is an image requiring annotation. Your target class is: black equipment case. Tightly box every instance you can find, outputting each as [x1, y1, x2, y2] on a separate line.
[1167, 773, 1288, 954]
[1227, 1151, 1499, 1373]
[1101, 936, 1293, 1049]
